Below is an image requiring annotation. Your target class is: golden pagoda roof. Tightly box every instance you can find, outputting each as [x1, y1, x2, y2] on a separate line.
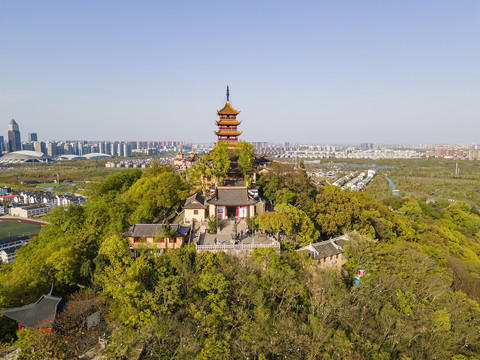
[217, 100, 240, 115]
[215, 119, 241, 126]
[214, 130, 243, 136]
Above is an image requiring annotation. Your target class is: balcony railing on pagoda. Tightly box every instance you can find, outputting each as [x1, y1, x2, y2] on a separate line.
[218, 116, 237, 120]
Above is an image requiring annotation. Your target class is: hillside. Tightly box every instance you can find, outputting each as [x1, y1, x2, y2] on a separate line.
[0, 161, 479, 359]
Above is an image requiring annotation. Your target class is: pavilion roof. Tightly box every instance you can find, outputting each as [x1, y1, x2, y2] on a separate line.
[0, 285, 65, 329]
[184, 194, 208, 209]
[207, 186, 258, 206]
[214, 130, 242, 136]
[217, 100, 240, 115]
[124, 224, 190, 238]
[215, 119, 241, 126]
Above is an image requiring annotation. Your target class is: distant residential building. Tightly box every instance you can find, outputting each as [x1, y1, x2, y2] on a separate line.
[34, 141, 47, 155]
[28, 133, 38, 142]
[46, 142, 57, 157]
[7, 119, 21, 152]
[0, 244, 25, 264]
[110, 142, 118, 156]
[0, 193, 19, 203]
[116, 142, 123, 157]
[22, 142, 34, 151]
[360, 143, 374, 150]
[431, 145, 477, 160]
[0, 235, 32, 263]
[123, 143, 131, 157]
[0, 186, 11, 195]
[10, 204, 51, 218]
[251, 142, 269, 151]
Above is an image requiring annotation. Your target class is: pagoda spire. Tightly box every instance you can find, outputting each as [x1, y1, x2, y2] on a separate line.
[226, 86, 230, 101]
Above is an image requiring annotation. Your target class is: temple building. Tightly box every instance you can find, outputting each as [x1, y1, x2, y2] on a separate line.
[183, 187, 265, 223]
[183, 193, 209, 222]
[215, 86, 242, 149]
[182, 87, 267, 224]
[124, 223, 191, 257]
[173, 151, 200, 170]
[207, 186, 261, 220]
[0, 285, 65, 331]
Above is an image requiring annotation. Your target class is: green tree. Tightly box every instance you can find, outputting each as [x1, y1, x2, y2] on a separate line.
[278, 204, 320, 245]
[126, 166, 189, 223]
[234, 141, 255, 184]
[208, 215, 219, 234]
[162, 222, 176, 239]
[188, 155, 211, 196]
[210, 142, 231, 185]
[255, 211, 293, 240]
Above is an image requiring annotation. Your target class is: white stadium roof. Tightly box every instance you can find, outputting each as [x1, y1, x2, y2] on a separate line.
[0, 151, 51, 163]
[57, 153, 112, 161]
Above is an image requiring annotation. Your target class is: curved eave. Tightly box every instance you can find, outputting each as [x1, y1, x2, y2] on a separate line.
[214, 131, 243, 136]
[215, 120, 242, 126]
[217, 109, 240, 115]
[217, 100, 240, 115]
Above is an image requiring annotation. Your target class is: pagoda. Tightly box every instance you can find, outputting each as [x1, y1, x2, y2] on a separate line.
[215, 86, 242, 149]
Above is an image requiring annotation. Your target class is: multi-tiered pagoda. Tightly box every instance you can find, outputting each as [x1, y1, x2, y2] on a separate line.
[215, 86, 242, 149]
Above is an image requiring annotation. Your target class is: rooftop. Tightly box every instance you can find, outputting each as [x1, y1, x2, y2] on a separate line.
[207, 186, 258, 206]
[217, 100, 240, 116]
[184, 194, 208, 209]
[124, 223, 190, 238]
[0, 286, 65, 329]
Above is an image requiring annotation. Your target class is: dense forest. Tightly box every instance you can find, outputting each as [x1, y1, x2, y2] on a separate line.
[1, 162, 480, 359]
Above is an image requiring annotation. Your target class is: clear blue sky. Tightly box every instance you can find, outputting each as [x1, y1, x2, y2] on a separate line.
[1, 1, 479, 144]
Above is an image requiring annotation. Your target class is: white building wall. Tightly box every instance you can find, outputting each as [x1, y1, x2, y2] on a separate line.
[185, 208, 207, 223]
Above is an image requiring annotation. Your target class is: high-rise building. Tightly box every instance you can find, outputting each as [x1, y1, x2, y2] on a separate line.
[117, 142, 124, 157]
[46, 142, 57, 157]
[0, 136, 4, 153]
[8, 119, 21, 152]
[34, 141, 47, 154]
[123, 143, 132, 157]
[22, 142, 34, 151]
[110, 142, 118, 156]
[28, 133, 38, 142]
[214, 86, 242, 149]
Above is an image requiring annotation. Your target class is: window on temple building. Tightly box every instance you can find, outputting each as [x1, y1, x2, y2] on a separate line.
[194, 210, 198, 215]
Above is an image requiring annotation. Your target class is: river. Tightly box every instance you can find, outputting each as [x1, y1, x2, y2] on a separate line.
[385, 176, 399, 196]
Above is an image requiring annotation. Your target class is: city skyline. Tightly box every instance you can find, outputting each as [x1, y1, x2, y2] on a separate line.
[2, 117, 478, 147]
[1, 1, 479, 144]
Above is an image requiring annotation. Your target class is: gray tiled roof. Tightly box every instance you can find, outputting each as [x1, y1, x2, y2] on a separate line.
[183, 194, 207, 209]
[0, 287, 65, 329]
[298, 233, 353, 260]
[311, 242, 342, 258]
[125, 224, 190, 238]
[335, 238, 349, 248]
[207, 187, 258, 206]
